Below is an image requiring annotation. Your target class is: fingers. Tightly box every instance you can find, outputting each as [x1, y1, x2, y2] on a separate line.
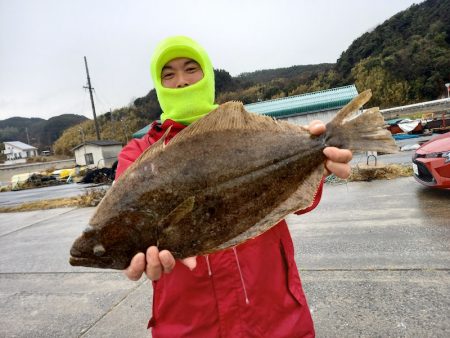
[305, 120, 326, 136]
[145, 247, 176, 281]
[323, 147, 353, 179]
[181, 256, 197, 270]
[159, 250, 176, 274]
[325, 160, 352, 179]
[126, 247, 193, 282]
[123, 252, 145, 281]
[145, 246, 163, 281]
[323, 147, 353, 163]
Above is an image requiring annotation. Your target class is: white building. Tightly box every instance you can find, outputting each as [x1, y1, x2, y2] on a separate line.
[3, 141, 38, 162]
[73, 140, 122, 168]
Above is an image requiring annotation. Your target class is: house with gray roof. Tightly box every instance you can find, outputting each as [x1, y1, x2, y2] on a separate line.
[72, 140, 122, 168]
[3, 141, 38, 162]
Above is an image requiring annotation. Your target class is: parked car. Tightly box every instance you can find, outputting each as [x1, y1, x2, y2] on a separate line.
[412, 132, 450, 189]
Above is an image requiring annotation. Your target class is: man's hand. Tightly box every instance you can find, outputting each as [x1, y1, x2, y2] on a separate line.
[306, 120, 353, 179]
[124, 247, 197, 281]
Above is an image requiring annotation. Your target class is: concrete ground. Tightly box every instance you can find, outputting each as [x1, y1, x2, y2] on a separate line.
[0, 183, 108, 207]
[0, 177, 449, 337]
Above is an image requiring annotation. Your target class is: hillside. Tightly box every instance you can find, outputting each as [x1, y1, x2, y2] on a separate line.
[53, 0, 449, 155]
[336, 0, 450, 106]
[0, 114, 88, 151]
[237, 64, 334, 84]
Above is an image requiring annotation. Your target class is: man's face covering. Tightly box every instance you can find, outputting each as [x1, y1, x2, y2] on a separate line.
[150, 36, 218, 125]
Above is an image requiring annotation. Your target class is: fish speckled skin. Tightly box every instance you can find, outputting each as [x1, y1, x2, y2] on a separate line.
[69, 90, 397, 270]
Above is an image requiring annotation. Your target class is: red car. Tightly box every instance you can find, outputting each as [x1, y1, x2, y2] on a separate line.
[412, 132, 450, 189]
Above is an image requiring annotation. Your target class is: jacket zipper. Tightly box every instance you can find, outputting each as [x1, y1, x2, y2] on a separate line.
[205, 255, 212, 276]
[296, 175, 324, 214]
[233, 247, 250, 305]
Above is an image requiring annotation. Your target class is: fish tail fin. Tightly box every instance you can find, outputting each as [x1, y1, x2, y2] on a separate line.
[324, 89, 398, 153]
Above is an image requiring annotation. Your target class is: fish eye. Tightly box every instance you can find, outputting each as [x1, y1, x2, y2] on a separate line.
[93, 244, 106, 256]
[83, 225, 95, 234]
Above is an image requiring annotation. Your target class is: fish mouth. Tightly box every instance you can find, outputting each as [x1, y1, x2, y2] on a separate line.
[69, 247, 114, 268]
[69, 255, 114, 268]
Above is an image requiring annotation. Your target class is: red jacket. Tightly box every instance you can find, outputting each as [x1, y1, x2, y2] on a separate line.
[116, 120, 323, 338]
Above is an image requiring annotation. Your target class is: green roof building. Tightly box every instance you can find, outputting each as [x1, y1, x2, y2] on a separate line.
[245, 85, 358, 118]
[132, 124, 153, 139]
[132, 85, 358, 138]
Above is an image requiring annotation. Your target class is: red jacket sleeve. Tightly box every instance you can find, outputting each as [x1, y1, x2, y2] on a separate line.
[115, 137, 151, 180]
[115, 120, 185, 180]
[294, 176, 325, 215]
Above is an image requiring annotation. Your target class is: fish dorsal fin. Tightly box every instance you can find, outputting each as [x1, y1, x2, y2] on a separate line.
[332, 89, 372, 126]
[166, 101, 307, 148]
[158, 196, 195, 230]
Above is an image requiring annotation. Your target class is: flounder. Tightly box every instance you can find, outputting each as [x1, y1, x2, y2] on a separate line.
[69, 89, 397, 269]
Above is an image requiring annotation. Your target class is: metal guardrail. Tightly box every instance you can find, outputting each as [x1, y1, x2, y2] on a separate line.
[0, 159, 75, 170]
[380, 98, 450, 119]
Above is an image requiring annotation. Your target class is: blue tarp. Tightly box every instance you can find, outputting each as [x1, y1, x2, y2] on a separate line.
[392, 134, 422, 140]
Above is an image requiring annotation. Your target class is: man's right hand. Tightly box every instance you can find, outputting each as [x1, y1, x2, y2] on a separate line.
[124, 246, 197, 281]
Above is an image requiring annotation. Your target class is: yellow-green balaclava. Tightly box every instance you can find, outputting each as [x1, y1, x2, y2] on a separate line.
[150, 36, 218, 125]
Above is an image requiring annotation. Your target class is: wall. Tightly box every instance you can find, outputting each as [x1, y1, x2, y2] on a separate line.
[74, 144, 102, 168]
[74, 147, 85, 166]
[0, 159, 76, 185]
[4, 159, 27, 165]
[99, 145, 122, 168]
[75, 144, 96, 168]
[282, 108, 340, 125]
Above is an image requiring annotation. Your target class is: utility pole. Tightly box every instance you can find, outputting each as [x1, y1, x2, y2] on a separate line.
[109, 108, 116, 139]
[83, 56, 101, 140]
[25, 127, 31, 145]
[79, 127, 87, 157]
[121, 118, 129, 143]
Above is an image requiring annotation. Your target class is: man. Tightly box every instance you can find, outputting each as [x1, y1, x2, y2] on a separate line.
[116, 36, 352, 337]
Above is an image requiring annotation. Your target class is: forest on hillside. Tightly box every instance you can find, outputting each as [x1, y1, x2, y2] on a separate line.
[49, 0, 450, 155]
[0, 115, 87, 152]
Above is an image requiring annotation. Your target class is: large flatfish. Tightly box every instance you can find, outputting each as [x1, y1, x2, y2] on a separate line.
[69, 89, 397, 269]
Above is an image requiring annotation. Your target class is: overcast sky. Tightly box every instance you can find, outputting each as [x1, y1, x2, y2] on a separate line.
[0, 0, 423, 120]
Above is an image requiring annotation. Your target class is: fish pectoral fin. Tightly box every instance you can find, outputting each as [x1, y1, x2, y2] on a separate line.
[158, 196, 195, 230]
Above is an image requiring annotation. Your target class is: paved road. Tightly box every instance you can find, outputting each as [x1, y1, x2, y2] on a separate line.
[352, 134, 433, 166]
[0, 183, 108, 207]
[0, 177, 449, 337]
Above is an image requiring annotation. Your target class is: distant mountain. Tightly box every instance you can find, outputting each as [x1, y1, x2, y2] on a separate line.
[237, 64, 335, 84]
[0, 114, 88, 151]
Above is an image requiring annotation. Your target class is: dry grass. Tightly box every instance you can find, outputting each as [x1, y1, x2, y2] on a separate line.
[350, 163, 414, 181]
[77, 188, 108, 207]
[326, 163, 414, 184]
[0, 185, 11, 192]
[0, 188, 108, 213]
